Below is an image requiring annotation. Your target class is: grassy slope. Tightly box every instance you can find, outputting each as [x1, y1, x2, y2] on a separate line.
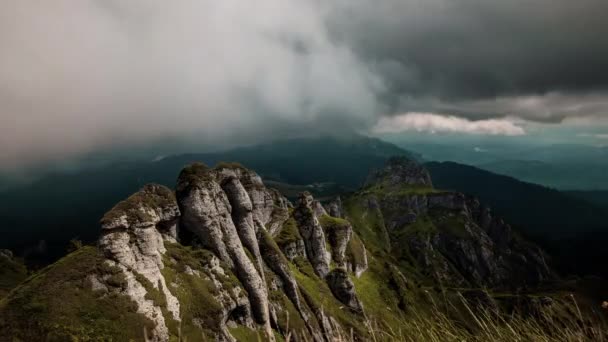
[0, 247, 154, 341]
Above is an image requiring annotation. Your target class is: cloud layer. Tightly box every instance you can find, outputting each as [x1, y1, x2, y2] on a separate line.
[1, 0, 607, 168]
[373, 113, 525, 136]
[0, 0, 382, 167]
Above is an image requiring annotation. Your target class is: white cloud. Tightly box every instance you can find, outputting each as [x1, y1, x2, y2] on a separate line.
[373, 112, 525, 136]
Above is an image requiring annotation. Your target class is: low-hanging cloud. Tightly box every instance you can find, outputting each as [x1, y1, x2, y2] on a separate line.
[373, 113, 525, 136]
[0, 0, 383, 168]
[1, 0, 608, 169]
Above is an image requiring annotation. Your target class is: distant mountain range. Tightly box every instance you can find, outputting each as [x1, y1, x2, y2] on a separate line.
[478, 159, 608, 190]
[383, 138, 608, 190]
[426, 161, 608, 237]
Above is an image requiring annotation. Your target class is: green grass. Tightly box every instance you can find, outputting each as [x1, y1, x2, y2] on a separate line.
[162, 242, 243, 340]
[345, 232, 366, 271]
[274, 217, 302, 247]
[0, 247, 155, 341]
[343, 195, 390, 254]
[176, 162, 215, 195]
[267, 287, 308, 337]
[289, 257, 366, 337]
[357, 292, 608, 342]
[101, 183, 176, 226]
[228, 325, 263, 341]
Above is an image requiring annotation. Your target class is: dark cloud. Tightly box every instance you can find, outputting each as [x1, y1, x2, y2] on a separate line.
[0, 0, 607, 169]
[328, 0, 608, 100]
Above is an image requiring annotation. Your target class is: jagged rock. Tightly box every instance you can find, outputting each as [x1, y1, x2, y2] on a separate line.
[326, 268, 363, 313]
[176, 163, 272, 335]
[216, 164, 290, 232]
[319, 215, 352, 268]
[407, 234, 467, 286]
[325, 197, 344, 218]
[222, 176, 267, 284]
[292, 192, 331, 278]
[98, 184, 181, 341]
[280, 239, 307, 261]
[362, 158, 552, 288]
[345, 232, 368, 277]
[312, 200, 328, 218]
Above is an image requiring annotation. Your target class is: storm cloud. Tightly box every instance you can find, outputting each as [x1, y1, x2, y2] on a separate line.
[1, 0, 607, 168]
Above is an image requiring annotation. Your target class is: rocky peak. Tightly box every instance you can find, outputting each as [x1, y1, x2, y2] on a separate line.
[175, 163, 274, 336]
[365, 156, 433, 187]
[98, 184, 181, 341]
[100, 184, 179, 234]
[292, 192, 331, 278]
[355, 157, 552, 289]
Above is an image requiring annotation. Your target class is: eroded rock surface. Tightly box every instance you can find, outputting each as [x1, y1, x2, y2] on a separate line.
[98, 184, 181, 341]
[176, 164, 272, 335]
[292, 192, 331, 278]
[326, 268, 363, 313]
[359, 157, 552, 288]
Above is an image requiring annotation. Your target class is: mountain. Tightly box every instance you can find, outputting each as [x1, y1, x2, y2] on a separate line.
[3, 159, 601, 341]
[0, 135, 414, 266]
[425, 161, 608, 237]
[425, 161, 608, 277]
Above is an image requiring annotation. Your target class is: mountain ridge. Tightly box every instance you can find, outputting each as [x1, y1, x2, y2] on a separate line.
[1, 157, 592, 341]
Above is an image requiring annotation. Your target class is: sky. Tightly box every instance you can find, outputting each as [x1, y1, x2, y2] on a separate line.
[1, 0, 607, 170]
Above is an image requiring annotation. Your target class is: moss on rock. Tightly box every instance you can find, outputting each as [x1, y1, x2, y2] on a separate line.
[162, 242, 241, 340]
[101, 184, 176, 227]
[274, 217, 302, 247]
[0, 247, 155, 341]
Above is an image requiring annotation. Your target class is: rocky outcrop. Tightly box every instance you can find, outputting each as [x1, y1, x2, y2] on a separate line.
[98, 184, 181, 341]
[325, 197, 344, 218]
[360, 157, 552, 289]
[326, 268, 363, 313]
[319, 215, 352, 268]
[292, 192, 331, 278]
[345, 232, 368, 277]
[176, 163, 273, 338]
[365, 156, 432, 187]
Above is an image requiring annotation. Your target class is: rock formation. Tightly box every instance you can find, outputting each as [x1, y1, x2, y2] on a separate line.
[98, 184, 181, 341]
[0, 158, 560, 342]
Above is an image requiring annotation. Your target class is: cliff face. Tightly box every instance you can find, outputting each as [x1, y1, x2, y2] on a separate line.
[0, 159, 557, 341]
[346, 157, 552, 289]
